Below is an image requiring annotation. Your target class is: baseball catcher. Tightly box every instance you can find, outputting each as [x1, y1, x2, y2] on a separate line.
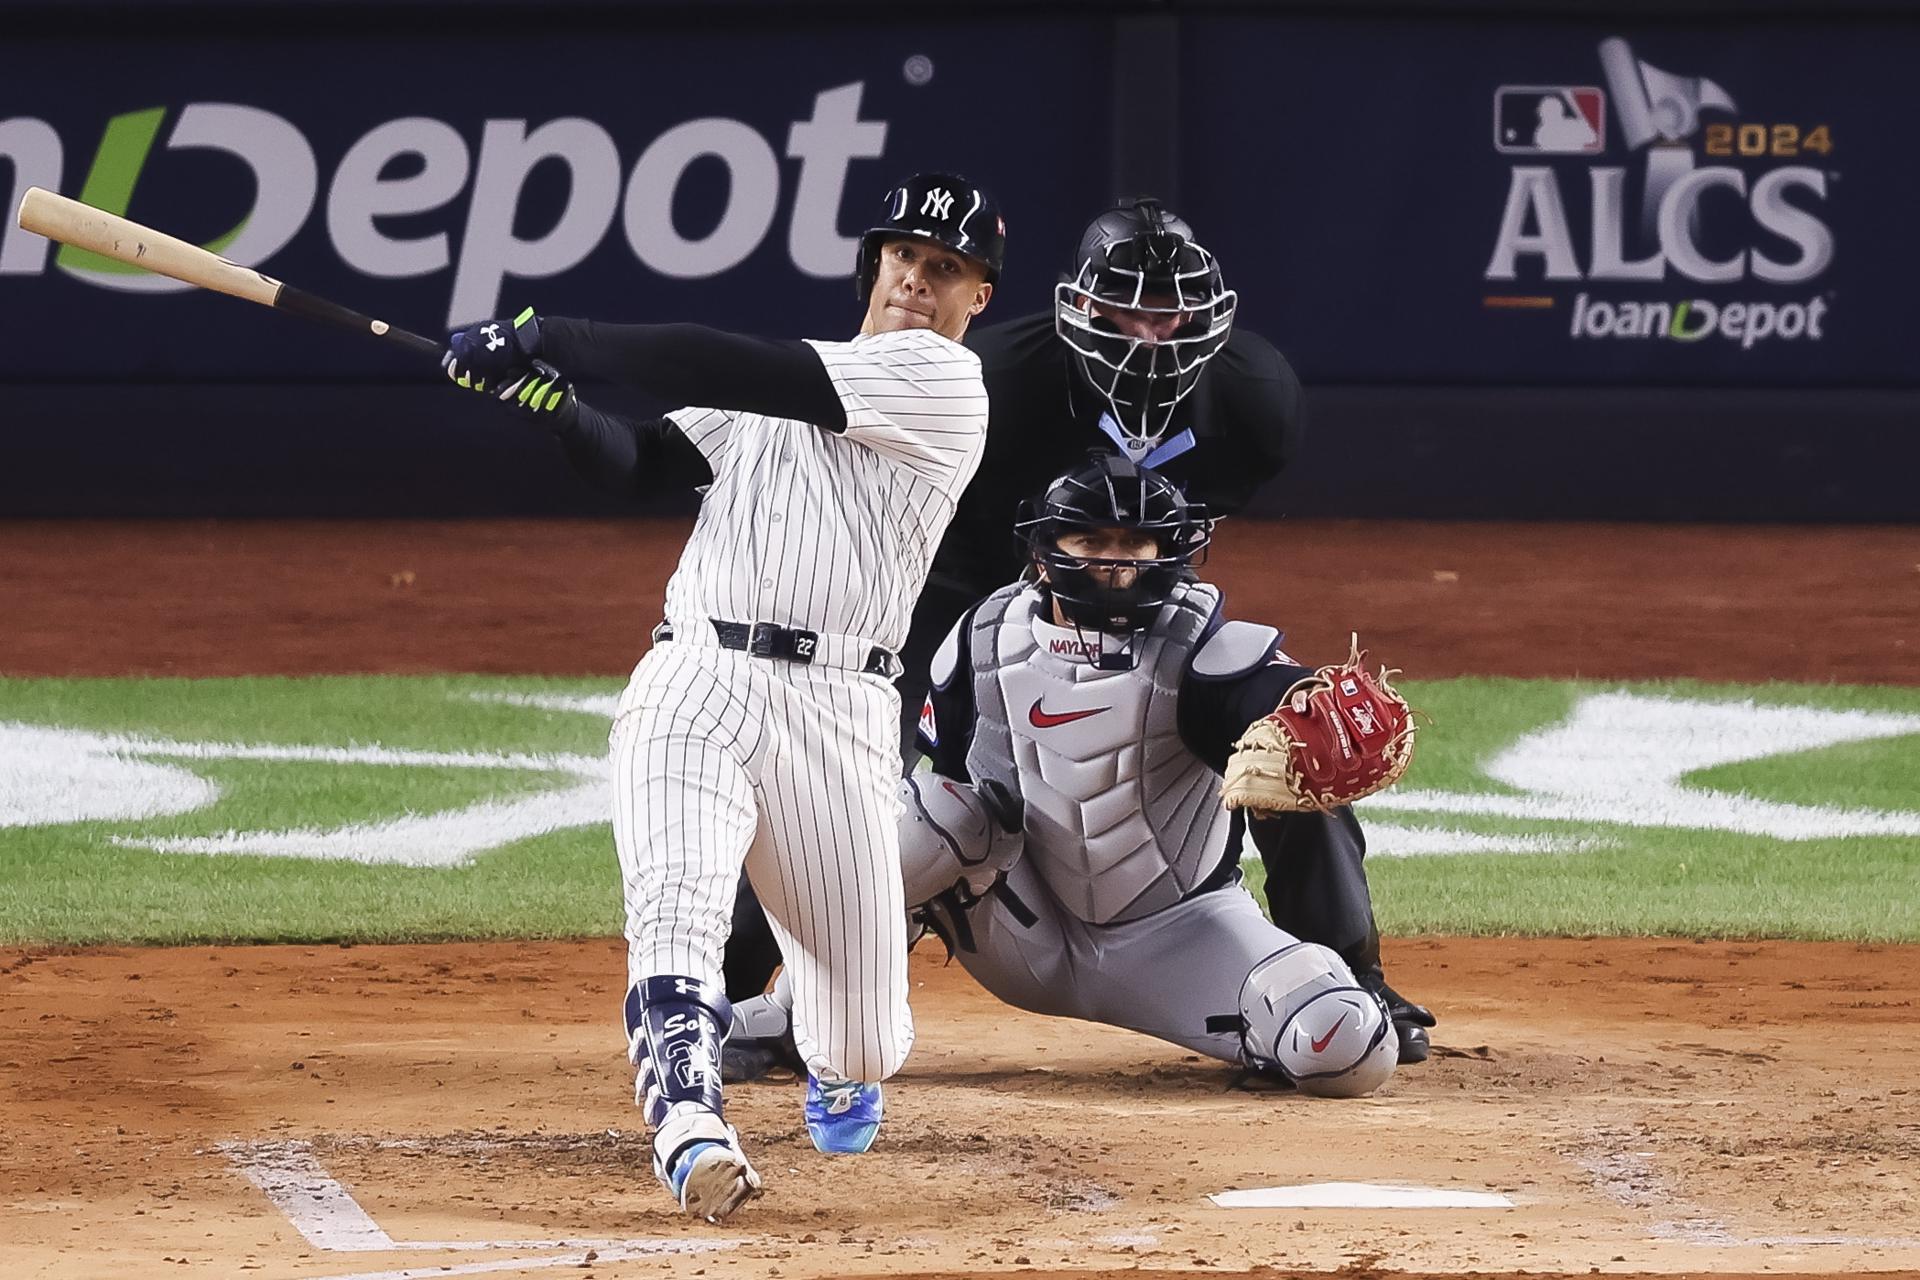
[728, 455, 1429, 1096]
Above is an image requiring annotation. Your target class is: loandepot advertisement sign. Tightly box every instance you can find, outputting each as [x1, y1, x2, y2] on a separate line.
[0, 27, 1107, 382]
[1483, 35, 1837, 350]
[0, 85, 890, 324]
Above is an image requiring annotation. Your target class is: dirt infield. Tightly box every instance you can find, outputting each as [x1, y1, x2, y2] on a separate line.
[3, 938, 1917, 1279]
[3, 517, 1919, 1278]
[2, 518, 1916, 683]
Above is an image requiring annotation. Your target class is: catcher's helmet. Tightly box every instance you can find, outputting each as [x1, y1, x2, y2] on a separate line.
[1054, 198, 1237, 444]
[1014, 453, 1212, 660]
[854, 172, 1006, 301]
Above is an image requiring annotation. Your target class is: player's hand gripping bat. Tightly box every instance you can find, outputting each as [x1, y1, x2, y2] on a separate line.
[15, 187, 439, 356]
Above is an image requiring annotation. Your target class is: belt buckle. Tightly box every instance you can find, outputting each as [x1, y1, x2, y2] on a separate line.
[748, 623, 781, 659]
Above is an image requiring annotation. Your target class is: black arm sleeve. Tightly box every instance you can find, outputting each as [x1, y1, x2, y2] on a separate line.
[550, 397, 713, 497]
[1176, 657, 1316, 774]
[539, 318, 845, 431]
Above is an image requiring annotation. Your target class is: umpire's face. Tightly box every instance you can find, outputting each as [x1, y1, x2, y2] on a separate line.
[863, 236, 994, 342]
[1087, 289, 1192, 342]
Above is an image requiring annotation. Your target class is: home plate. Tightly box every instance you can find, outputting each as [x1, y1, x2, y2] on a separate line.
[1209, 1182, 1514, 1209]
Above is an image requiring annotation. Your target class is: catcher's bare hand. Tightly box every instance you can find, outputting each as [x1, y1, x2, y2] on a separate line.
[1220, 635, 1416, 815]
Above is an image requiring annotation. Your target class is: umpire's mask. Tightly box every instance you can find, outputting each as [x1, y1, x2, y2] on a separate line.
[1054, 199, 1237, 446]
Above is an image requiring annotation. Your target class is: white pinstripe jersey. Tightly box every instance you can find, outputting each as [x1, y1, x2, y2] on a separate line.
[660, 329, 989, 651]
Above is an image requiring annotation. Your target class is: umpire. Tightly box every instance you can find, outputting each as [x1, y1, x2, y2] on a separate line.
[900, 197, 1299, 756]
[725, 197, 1437, 1066]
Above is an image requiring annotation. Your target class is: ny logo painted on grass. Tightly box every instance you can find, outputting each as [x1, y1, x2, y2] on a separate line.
[1359, 692, 1920, 856]
[2, 692, 1917, 866]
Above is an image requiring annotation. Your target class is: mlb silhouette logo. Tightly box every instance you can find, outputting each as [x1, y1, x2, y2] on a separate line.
[1493, 86, 1606, 155]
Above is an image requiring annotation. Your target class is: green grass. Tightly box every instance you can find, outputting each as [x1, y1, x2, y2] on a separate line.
[1245, 828, 1920, 942]
[1, 674, 1916, 946]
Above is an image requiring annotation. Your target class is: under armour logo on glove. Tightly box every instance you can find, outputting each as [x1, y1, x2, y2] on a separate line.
[482, 323, 505, 352]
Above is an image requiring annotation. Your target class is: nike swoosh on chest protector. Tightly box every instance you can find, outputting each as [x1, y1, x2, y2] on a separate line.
[1028, 698, 1110, 729]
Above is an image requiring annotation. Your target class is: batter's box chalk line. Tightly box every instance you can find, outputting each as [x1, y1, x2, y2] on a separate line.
[218, 1139, 745, 1278]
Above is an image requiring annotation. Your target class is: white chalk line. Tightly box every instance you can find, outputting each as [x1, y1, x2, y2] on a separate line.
[221, 1140, 743, 1264]
[468, 691, 620, 718]
[299, 1247, 725, 1280]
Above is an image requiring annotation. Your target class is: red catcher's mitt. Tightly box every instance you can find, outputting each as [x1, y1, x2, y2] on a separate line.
[1220, 636, 1416, 815]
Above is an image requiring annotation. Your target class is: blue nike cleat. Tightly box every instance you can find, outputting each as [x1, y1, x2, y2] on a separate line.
[804, 1074, 883, 1155]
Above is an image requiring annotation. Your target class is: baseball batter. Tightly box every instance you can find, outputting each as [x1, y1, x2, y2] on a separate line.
[439, 173, 1006, 1220]
[727, 456, 1418, 1097]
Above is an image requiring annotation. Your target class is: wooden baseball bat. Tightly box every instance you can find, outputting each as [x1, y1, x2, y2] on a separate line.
[15, 186, 441, 357]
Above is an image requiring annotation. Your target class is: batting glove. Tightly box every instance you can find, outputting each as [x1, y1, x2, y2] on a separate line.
[496, 359, 576, 427]
[441, 306, 544, 393]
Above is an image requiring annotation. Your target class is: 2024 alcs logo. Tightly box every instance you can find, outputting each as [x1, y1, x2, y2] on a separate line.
[1484, 37, 1835, 349]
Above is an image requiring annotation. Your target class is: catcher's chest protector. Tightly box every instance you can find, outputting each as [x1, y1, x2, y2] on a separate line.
[964, 583, 1234, 925]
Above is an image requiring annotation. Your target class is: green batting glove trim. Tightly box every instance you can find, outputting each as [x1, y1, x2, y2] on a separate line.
[514, 306, 536, 330]
[543, 387, 564, 412]
[457, 371, 474, 389]
[517, 378, 537, 406]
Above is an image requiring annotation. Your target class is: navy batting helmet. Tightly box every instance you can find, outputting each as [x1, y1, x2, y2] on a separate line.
[854, 173, 1006, 300]
[1014, 452, 1212, 655]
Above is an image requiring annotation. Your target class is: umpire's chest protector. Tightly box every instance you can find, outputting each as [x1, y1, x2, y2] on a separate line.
[964, 582, 1233, 926]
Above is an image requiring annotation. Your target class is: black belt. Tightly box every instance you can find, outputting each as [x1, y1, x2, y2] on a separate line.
[653, 620, 900, 678]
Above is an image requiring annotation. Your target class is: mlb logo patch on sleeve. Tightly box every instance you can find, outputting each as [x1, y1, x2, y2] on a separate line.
[1493, 86, 1606, 154]
[918, 695, 938, 746]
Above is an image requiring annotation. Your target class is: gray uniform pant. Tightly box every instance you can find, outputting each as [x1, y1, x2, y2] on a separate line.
[955, 857, 1300, 1065]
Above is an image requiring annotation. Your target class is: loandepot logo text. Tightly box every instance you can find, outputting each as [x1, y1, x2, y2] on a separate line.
[0, 84, 888, 324]
[1484, 37, 1837, 347]
[1567, 293, 1827, 346]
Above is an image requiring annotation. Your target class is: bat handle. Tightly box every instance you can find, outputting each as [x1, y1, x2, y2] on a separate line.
[275, 285, 442, 358]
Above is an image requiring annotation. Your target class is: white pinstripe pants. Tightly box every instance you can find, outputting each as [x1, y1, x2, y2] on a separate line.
[611, 641, 914, 1084]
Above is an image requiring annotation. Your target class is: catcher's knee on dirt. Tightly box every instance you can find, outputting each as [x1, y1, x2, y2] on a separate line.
[721, 971, 803, 1083]
[1239, 943, 1397, 1098]
[897, 773, 1025, 907]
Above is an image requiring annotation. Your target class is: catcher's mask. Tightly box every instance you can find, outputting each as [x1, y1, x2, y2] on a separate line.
[1054, 198, 1237, 446]
[1014, 453, 1212, 670]
[854, 172, 1006, 301]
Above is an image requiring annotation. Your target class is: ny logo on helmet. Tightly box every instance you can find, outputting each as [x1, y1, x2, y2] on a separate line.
[921, 187, 954, 219]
